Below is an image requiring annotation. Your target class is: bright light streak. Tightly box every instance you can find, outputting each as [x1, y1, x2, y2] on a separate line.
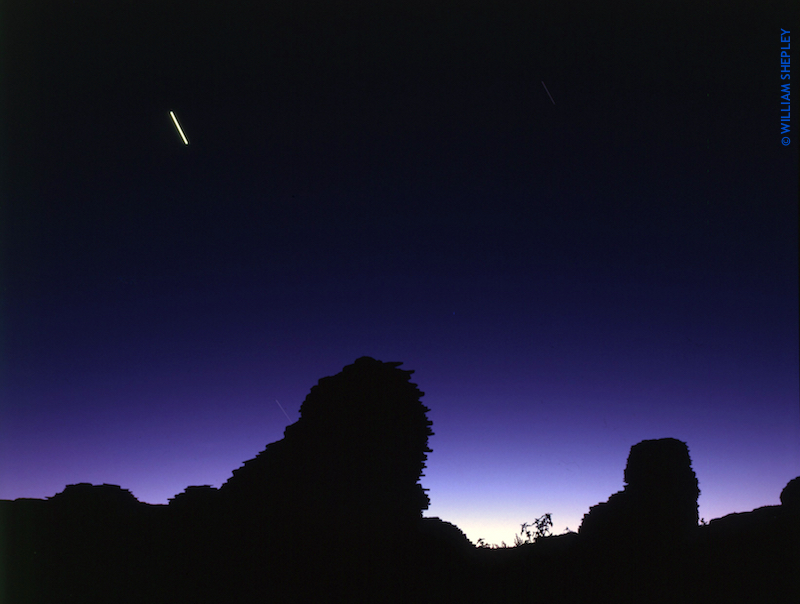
[169, 111, 189, 144]
[541, 81, 556, 105]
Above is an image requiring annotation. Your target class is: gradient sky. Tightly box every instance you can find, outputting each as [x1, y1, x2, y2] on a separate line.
[2, 0, 798, 546]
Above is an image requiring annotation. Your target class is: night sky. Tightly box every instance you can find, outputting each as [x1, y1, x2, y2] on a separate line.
[2, 0, 798, 546]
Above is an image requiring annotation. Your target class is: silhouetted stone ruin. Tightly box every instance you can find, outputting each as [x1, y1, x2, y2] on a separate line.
[168, 484, 219, 506]
[49, 482, 140, 508]
[1, 362, 797, 604]
[579, 438, 700, 546]
[219, 357, 433, 547]
[212, 357, 436, 600]
[780, 476, 800, 510]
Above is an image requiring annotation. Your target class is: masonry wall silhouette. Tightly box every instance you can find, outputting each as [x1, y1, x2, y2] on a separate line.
[1, 358, 797, 604]
[215, 356, 437, 600]
[579, 437, 700, 546]
[220, 357, 432, 531]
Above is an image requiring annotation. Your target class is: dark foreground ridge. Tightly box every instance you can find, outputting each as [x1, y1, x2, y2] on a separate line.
[2, 358, 797, 603]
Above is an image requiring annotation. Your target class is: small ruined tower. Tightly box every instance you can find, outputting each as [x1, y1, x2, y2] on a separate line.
[580, 437, 700, 545]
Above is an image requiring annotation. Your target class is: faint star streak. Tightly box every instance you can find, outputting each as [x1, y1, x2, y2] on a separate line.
[275, 399, 292, 422]
[541, 81, 555, 105]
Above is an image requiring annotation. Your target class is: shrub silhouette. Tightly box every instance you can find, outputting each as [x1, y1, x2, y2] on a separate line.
[476, 513, 554, 548]
[514, 513, 554, 545]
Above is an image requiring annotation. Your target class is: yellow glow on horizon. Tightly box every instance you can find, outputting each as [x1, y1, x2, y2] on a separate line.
[169, 111, 189, 145]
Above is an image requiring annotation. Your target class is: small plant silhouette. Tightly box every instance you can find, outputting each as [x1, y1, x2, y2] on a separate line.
[476, 513, 554, 549]
[475, 538, 510, 549]
[514, 513, 553, 546]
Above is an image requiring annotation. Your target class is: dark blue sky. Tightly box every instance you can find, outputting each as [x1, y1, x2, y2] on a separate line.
[2, 0, 798, 544]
